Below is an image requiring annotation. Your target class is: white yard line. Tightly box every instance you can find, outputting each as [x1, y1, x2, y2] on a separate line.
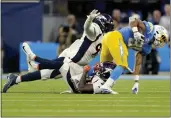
[3, 96, 169, 99]
[3, 104, 169, 107]
[2, 99, 169, 102]
[2, 109, 169, 113]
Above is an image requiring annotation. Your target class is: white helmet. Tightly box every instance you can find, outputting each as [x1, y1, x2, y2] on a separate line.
[153, 25, 168, 48]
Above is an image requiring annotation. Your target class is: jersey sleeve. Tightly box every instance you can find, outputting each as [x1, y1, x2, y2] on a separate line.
[86, 23, 101, 41]
[143, 21, 154, 40]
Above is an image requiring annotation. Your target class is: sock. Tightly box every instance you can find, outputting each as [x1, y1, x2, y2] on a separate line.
[35, 57, 64, 70]
[16, 76, 21, 83]
[134, 75, 139, 82]
[104, 65, 124, 88]
[20, 71, 41, 82]
[50, 69, 60, 78]
[40, 69, 60, 80]
[103, 77, 115, 88]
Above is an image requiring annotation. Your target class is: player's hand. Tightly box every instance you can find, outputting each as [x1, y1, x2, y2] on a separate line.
[133, 32, 145, 42]
[83, 65, 90, 72]
[88, 9, 100, 21]
[132, 82, 139, 94]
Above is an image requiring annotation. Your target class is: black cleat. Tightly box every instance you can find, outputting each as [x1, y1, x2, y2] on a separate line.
[3, 74, 18, 93]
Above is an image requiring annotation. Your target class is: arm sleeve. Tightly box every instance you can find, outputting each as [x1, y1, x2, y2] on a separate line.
[143, 21, 154, 40]
[84, 17, 96, 40]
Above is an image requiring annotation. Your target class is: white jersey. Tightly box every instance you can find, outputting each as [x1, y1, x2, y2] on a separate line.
[91, 75, 105, 94]
[59, 58, 104, 94]
[59, 57, 84, 93]
[59, 23, 103, 66]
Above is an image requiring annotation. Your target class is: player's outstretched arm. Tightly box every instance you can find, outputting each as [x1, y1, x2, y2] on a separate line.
[132, 52, 142, 94]
[84, 9, 100, 38]
[78, 66, 94, 93]
[129, 16, 145, 41]
[133, 52, 142, 76]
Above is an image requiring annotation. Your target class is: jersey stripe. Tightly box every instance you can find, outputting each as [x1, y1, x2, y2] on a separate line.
[66, 68, 79, 93]
[71, 34, 102, 63]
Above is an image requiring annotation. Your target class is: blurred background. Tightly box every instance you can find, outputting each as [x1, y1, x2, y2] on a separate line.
[1, 0, 170, 75]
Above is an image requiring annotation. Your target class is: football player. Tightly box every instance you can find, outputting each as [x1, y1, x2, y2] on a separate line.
[100, 15, 169, 94]
[3, 10, 114, 93]
[3, 61, 118, 94]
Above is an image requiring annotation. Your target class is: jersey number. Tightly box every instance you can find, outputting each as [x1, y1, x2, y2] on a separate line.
[92, 43, 102, 56]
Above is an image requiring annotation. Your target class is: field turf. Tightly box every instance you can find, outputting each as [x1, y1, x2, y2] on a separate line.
[1, 79, 170, 117]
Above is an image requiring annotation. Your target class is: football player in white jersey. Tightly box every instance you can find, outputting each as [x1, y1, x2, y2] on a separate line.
[3, 59, 117, 94]
[3, 10, 114, 93]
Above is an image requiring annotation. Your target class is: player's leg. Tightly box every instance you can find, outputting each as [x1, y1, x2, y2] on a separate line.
[101, 31, 128, 93]
[36, 57, 64, 70]
[22, 42, 64, 70]
[2, 69, 60, 93]
[100, 35, 113, 63]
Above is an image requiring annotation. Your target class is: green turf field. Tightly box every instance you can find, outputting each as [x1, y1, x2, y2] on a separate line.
[1, 79, 170, 117]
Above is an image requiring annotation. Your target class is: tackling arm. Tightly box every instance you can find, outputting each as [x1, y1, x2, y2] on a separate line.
[84, 10, 100, 39]
[84, 17, 96, 37]
[78, 66, 94, 93]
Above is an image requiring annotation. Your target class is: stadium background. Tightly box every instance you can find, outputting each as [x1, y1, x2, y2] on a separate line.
[1, 0, 170, 73]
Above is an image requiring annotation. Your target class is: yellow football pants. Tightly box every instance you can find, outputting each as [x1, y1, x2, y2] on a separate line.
[100, 31, 128, 68]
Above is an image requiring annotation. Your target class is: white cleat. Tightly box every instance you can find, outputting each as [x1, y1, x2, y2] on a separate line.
[27, 60, 37, 72]
[100, 85, 118, 94]
[22, 42, 36, 61]
[132, 82, 139, 94]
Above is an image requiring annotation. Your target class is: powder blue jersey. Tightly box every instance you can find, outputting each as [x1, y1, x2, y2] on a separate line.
[119, 21, 154, 55]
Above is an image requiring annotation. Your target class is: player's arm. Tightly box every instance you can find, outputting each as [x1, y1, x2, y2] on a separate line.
[84, 10, 100, 38]
[129, 16, 145, 41]
[133, 51, 142, 82]
[78, 65, 94, 93]
[131, 51, 142, 94]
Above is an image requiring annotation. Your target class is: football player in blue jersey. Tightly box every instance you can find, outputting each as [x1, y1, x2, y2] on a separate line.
[100, 15, 169, 94]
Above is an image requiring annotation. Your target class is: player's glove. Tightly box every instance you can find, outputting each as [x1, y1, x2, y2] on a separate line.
[132, 82, 139, 94]
[128, 37, 144, 51]
[83, 65, 91, 72]
[132, 26, 145, 42]
[133, 31, 145, 42]
[87, 9, 100, 21]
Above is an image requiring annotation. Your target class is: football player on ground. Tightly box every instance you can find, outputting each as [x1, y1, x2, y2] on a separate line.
[99, 15, 168, 94]
[3, 61, 118, 94]
[3, 10, 114, 93]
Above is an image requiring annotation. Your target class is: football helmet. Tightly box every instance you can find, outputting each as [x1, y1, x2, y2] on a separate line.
[93, 14, 114, 33]
[153, 25, 168, 48]
[93, 62, 116, 80]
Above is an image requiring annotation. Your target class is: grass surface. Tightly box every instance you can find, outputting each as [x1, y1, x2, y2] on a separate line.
[1, 79, 170, 117]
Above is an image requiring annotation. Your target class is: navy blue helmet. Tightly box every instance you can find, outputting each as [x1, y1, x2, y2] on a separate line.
[94, 62, 116, 80]
[93, 14, 114, 33]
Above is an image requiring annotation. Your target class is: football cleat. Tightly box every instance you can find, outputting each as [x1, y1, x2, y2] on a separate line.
[132, 82, 139, 94]
[27, 61, 37, 72]
[22, 42, 36, 61]
[101, 85, 118, 94]
[3, 74, 18, 93]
